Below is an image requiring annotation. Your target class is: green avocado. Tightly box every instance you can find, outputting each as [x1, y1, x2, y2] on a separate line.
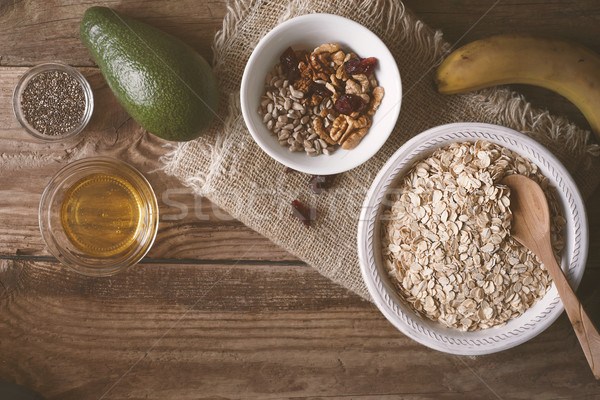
[80, 6, 219, 141]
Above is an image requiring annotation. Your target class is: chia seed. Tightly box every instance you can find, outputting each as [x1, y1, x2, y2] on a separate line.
[21, 70, 86, 136]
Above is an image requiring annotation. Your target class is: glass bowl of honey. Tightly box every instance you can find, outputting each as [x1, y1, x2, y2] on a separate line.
[39, 157, 159, 276]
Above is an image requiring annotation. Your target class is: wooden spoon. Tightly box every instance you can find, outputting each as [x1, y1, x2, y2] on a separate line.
[502, 174, 600, 379]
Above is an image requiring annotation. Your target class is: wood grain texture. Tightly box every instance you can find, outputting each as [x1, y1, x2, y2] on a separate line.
[505, 174, 600, 379]
[1, 259, 600, 400]
[0, 2, 598, 264]
[0, 0, 227, 67]
[0, 0, 600, 399]
[0, 67, 297, 261]
[403, 0, 600, 133]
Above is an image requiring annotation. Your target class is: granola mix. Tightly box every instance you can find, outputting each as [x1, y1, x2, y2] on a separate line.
[258, 43, 385, 155]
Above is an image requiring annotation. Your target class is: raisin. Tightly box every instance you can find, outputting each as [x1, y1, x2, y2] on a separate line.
[309, 81, 333, 97]
[291, 200, 315, 227]
[334, 94, 365, 115]
[284, 167, 296, 174]
[345, 56, 378, 74]
[280, 47, 300, 82]
[309, 175, 336, 194]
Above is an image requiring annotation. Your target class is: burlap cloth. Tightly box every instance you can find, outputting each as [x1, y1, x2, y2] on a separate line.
[162, 0, 600, 300]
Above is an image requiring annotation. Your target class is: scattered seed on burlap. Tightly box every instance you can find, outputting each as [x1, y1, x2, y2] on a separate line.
[21, 71, 86, 136]
[309, 174, 336, 194]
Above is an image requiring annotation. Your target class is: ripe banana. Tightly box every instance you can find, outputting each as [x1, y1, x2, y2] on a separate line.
[434, 34, 600, 141]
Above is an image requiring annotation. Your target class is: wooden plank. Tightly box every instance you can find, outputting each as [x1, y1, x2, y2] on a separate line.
[0, 1, 599, 400]
[1, 42, 600, 265]
[1, 259, 600, 399]
[0, 0, 269, 262]
[0, 158, 297, 261]
[0, 0, 597, 131]
[404, 0, 600, 51]
[0, 0, 597, 130]
[0, 67, 297, 261]
[403, 0, 600, 269]
[1, 0, 599, 264]
[0, 0, 226, 67]
[403, 0, 600, 132]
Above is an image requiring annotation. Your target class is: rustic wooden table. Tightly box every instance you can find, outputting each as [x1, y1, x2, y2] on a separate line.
[1, 1, 599, 399]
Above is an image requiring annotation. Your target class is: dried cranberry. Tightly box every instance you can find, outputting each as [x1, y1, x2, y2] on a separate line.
[334, 94, 366, 115]
[345, 56, 378, 75]
[291, 200, 315, 227]
[284, 167, 296, 174]
[309, 81, 333, 97]
[280, 47, 300, 82]
[309, 175, 336, 194]
[345, 57, 362, 74]
[360, 57, 378, 74]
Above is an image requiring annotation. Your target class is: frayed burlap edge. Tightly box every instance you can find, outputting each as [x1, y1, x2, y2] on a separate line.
[161, 0, 600, 301]
[162, 0, 598, 193]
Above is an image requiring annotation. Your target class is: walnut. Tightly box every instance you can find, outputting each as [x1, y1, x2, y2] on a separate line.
[314, 43, 340, 54]
[353, 74, 370, 93]
[367, 86, 385, 116]
[355, 115, 371, 129]
[293, 61, 313, 92]
[340, 127, 369, 150]
[331, 92, 340, 104]
[335, 64, 348, 81]
[294, 53, 328, 85]
[345, 78, 362, 95]
[325, 82, 337, 96]
[344, 52, 357, 63]
[308, 93, 323, 107]
[330, 74, 343, 90]
[318, 53, 331, 67]
[331, 50, 346, 65]
[338, 116, 371, 148]
[358, 93, 370, 104]
[329, 115, 352, 142]
[313, 117, 336, 145]
[368, 73, 378, 88]
[319, 108, 338, 120]
[329, 114, 370, 143]
[310, 52, 333, 78]
[328, 112, 372, 146]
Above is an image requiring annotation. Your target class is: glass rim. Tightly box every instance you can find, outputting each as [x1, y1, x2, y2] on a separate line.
[39, 156, 159, 276]
[13, 62, 94, 142]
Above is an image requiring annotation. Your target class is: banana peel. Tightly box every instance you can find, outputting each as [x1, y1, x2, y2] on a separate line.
[434, 34, 600, 142]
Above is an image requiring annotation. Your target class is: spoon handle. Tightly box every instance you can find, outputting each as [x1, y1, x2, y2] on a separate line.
[539, 239, 600, 379]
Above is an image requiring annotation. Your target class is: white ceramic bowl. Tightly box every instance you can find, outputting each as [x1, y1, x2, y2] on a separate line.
[240, 14, 402, 175]
[358, 122, 588, 355]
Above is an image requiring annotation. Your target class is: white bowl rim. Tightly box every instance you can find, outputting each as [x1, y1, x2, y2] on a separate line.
[357, 122, 588, 355]
[240, 13, 402, 175]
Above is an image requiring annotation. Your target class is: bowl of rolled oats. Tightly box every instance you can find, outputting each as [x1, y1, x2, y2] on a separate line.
[358, 122, 588, 355]
[240, 13, 401, 175]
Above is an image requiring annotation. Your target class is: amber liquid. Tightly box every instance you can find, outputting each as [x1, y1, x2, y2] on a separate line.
[60, 173, 144, 257]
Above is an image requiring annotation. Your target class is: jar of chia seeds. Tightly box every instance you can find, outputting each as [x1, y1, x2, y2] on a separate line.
[12, 62, 94, 142]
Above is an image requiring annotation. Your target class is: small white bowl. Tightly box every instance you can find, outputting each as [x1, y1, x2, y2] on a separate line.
[240, 14, 402, 175]
[358, 122, 588, 355]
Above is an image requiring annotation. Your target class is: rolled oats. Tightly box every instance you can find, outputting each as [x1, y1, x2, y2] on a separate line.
[381, 141, 565, 331]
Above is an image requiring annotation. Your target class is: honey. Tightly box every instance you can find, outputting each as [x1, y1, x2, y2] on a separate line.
[60, 173, 144, 257]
